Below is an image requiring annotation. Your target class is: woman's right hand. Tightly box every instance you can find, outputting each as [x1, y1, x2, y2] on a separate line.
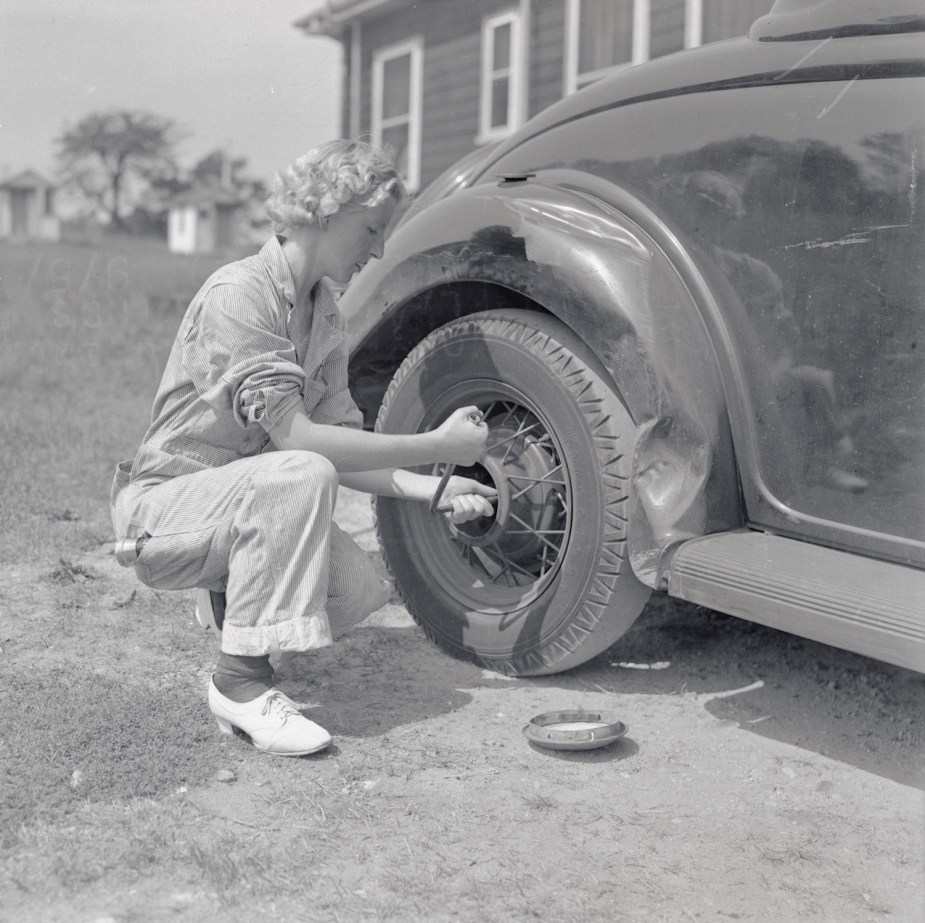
[433, 406, 489, 465]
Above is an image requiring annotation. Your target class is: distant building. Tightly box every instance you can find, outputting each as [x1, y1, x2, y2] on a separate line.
[167, 185, 245, 255]
[296, 0, 773, 193]
[0, 169, 61, 241]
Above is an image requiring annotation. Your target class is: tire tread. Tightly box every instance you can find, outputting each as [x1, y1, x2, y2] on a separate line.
[374, 310, 650, 675]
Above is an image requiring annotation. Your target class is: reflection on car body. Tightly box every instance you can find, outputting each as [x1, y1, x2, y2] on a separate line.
[341, 0, 925, 676]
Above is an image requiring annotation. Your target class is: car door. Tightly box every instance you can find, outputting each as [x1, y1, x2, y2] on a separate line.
[693, 71, 925, 564]
[488, 36, 924, 567]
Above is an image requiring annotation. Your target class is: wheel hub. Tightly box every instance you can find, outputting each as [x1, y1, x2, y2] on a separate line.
[449, 416, 565, 568]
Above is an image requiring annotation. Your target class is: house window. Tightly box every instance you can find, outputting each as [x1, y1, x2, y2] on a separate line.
[565, 0, 693, 94]
[478, 9, 523, 143]
[372, 38, 423, 192]
[565, 0, 636, 94]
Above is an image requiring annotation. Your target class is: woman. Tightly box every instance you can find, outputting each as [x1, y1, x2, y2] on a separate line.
[110, 141, 496, 757]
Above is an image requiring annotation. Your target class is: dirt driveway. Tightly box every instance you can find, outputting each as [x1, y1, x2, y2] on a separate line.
[3, 486, 923, 922]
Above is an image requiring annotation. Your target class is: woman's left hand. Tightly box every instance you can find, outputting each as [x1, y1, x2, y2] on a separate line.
[439, 475, 497, 523]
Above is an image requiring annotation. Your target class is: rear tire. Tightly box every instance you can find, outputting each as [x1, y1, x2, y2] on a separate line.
[375, 310, 651, 675]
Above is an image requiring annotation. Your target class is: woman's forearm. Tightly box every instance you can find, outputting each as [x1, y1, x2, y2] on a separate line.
[340, 468, 497, 525]
[339, 468, 439, 501]
[268, 403, 486, 472]
[268, 406, 441, 472]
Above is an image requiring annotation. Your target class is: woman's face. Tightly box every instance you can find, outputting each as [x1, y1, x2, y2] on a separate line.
[321, 196, 398, 284]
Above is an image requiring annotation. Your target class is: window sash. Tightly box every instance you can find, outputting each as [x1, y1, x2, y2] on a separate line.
[565, 0, 703, 95]
[371, 38, 422, 191]
[478, 9, 523, 143]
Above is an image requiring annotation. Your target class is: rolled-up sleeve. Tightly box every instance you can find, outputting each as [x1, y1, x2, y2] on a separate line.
[306, 312, 364, 430]
[184, 283, 305, 432]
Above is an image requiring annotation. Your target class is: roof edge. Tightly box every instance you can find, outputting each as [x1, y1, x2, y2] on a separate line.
[295, 0, 399, 37]
[0, 168, 56, 190]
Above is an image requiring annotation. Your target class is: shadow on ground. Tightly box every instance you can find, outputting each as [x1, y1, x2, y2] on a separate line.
[529, 596, 925, 789]
[273, 619, 485, 738]
[275, 592, 925, 789]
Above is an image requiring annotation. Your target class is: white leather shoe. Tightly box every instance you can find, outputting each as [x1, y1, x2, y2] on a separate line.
[195, 589, 225, 632]
[208, 679, 332, 756]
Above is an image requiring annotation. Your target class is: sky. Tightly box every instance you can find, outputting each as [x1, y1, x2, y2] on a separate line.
[1, 0, 339, 184]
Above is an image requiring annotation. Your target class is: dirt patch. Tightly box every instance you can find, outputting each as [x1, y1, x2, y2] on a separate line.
[1, 488, 923, 922]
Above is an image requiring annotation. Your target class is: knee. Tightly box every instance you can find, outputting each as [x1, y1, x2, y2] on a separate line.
[245, 452, 339, 522]
[350, 563, 391, 613]
[272, 450, 339, 493]
[329, 569, 392, 639]
[327, 537, 392, 638]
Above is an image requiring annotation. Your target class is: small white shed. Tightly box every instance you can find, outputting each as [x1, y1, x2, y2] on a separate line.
[167, 185, 243, 255]
[0, 169, 61, 241]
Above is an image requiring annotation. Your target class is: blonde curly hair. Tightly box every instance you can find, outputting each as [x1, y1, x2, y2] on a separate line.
[265, 139, 407, 233]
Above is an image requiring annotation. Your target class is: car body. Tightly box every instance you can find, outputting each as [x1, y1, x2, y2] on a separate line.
[340, 0, 925, 675]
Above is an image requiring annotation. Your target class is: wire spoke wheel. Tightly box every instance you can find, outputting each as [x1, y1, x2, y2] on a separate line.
[413, 392, 569, 604]
[375, 310, 650, 675]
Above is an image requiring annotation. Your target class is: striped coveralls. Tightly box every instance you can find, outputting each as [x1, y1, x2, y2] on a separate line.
[110, 236, 387, 655]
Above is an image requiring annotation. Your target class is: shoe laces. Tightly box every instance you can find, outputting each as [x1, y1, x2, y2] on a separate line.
[261, 691, 301, 725]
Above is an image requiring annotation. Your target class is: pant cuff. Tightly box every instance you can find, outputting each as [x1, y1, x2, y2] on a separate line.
[221, 610, 334, 655]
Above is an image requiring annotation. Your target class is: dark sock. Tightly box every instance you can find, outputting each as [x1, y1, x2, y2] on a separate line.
[209, 591, 226, 631]
[213, 652, 274, 703]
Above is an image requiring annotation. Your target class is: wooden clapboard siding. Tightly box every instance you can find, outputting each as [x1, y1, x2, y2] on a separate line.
[529, 0, 566, 118]
[650, 0, 686, 59]
[420, 28, 482, 184]
[355, 0, 519, 186]
[338, 0, 777, 190]
[354, 9, 417, 144]
[702, 0, 774, 43]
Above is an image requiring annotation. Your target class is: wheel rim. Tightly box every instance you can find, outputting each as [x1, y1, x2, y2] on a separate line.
[410, 380, 572, 614]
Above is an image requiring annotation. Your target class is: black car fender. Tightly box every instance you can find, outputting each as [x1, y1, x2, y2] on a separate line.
[341, 174, 744, 585]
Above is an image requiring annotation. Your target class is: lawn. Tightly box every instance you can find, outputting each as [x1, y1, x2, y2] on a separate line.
[0, 236, 233, 567]
[0, 235, 250, 914]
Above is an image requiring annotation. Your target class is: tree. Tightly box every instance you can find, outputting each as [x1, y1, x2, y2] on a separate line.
[191, 149, 268, 201]
[192, 149, 248, 187]
[56, 109, 182, 229]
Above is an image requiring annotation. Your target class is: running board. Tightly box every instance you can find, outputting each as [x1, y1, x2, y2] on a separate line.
[667, 531, 925, 673]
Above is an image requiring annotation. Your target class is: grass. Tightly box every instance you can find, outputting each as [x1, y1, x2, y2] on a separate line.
[0, 236, 232, 569]
[0, 235, 235, 906]
[0, 663, 218, 848]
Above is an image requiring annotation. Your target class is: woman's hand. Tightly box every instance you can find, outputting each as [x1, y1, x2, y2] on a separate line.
[432, 406, 489, 465]
[438, 475, 497, 524]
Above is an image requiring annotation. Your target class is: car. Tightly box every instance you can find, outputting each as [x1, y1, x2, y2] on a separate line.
[340, 0, 925, 676]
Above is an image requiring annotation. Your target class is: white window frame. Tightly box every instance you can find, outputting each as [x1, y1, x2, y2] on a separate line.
[563, 0, 703, 96]
[565, 0, 701, 95]
[477, 8, 524, 144]
[371, 36, 423, 192]
[564, 0, 645, 95]
[684, 0, 702, 48]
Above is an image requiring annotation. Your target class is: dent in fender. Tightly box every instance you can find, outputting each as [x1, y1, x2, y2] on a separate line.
[504, 196, 720, 586]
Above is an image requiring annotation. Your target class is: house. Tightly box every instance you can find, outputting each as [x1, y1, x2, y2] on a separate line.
[166, 185, 245, 255]
[296, 0, 774, 192]
[0, 169, 61, 241]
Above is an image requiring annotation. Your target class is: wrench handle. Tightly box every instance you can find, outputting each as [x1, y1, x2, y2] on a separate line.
[429, 463, 456, 513]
